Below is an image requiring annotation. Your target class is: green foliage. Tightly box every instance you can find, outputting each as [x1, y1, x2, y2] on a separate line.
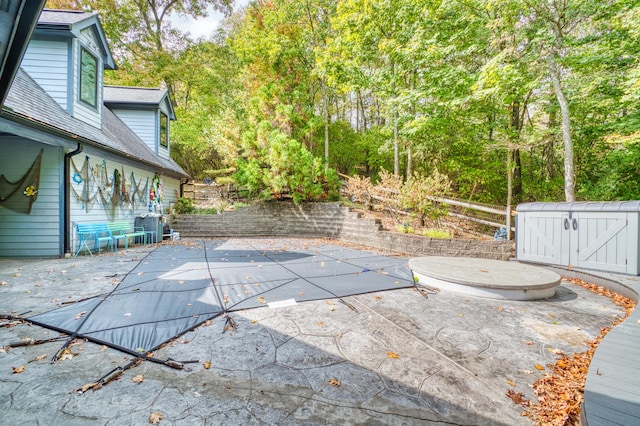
[234, 129, 341, 204]
[195, 207, 218, 215]
[173, 197, 195, 214]
[422, 229, 452, 239]
[395, 224, 414, 234]
[95, 0, 640, 206]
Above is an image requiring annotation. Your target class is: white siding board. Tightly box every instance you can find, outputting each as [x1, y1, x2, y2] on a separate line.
[158, 146, 170, 161]
[110, 109, 157, 152]
[21, 40, 69, 111]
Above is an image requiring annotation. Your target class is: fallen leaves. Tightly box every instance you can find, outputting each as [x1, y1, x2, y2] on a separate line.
[328, 378, 341, 387]
[58, 348, 77, 361]
[12, 365, 25, 374]
[72, 382, 101, 394]
[506, 389, 530, 408]
[132, 374, 144, 384]
[149, 412, 164, 424]
[513, 277, 637, 425]
[74, 311, 87, 320]
[203, 361, 211, 369]
[386, 351, 400, 359]
[534, 364, 545, 371]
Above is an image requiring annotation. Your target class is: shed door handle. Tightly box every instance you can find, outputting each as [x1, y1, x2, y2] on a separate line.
[564, 218, 570, 230]
[572, 218, 578, 230]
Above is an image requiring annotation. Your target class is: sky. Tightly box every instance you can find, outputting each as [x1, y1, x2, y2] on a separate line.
[168, 0, 251, 39]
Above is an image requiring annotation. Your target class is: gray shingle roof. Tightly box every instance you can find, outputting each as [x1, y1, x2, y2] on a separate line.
[38, 9, 96, 26]
[104, 86, 167, 105]
[3, 69, 188, 179]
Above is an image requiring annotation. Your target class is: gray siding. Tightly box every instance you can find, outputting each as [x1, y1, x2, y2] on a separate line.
[110, 109, 156, 152]
[0, 140, 62, 257]
[21, 40, 69, 111]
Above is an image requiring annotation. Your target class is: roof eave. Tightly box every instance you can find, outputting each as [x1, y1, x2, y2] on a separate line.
[1, 107, 188, 178]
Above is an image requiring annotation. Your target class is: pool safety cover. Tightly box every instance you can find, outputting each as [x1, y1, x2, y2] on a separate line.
[27, 239, 415, 358]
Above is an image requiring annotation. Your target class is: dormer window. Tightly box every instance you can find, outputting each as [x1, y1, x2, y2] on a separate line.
[160, 112, 168, 148]
[79, 47, 97, 108]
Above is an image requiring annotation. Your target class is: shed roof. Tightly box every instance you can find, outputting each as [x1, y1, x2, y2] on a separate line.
[517, 201, 640, 212]
[2, 69, 188, 179]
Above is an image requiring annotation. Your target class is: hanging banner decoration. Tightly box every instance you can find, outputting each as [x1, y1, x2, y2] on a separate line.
[0, 149, 43, 214]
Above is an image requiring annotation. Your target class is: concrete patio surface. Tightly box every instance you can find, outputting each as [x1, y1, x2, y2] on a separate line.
[0, 238, 628, 425]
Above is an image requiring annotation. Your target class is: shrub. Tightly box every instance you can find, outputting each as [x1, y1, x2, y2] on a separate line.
[173, 197, 195, 214]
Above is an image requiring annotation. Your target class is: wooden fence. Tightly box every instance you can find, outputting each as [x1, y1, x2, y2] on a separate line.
[338, 173, 515, 240]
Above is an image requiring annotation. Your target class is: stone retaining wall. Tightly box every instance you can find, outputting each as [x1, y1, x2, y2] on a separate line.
[169, 202, 514, 260]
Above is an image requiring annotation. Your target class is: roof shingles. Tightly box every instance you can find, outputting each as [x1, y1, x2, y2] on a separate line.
[3, 69, 188, 178]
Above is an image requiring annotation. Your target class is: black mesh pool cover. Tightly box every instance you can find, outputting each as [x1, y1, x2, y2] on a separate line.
[28, 239, 414, 357]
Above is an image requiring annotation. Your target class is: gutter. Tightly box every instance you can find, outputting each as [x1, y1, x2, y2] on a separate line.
[63, 143, 83, 256]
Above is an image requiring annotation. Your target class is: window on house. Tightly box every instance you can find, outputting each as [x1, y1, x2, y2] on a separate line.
[79, 47, 97, 108]
[160, 112, 168, 147]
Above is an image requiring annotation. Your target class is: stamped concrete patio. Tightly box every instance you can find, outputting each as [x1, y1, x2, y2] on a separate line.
[0, 238, 627, 425]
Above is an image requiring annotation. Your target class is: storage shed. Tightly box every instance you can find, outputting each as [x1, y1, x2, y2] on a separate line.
[516, 201, 640, 275]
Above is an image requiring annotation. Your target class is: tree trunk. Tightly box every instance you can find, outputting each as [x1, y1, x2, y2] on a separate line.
[510, 102, 523, 204]
[322, 81, 329, 172]
[547, 53, 576, 202]
[393, 109, 399, 177]
[506, 148, 513, 241]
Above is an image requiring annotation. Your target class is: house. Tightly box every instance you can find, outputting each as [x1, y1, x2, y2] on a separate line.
[0, 9, 190, 257]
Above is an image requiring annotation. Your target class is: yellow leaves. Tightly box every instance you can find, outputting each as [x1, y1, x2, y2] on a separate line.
[203, 361, 211, 369]
[149, 412, 164, 424]
[72, 382, 101, 394]
[59, 348, 77, 361]
[132, 374, 145, 384]
[374, 295, 382, 300]
[29, 354, 47, 363]
[386, 351, 400, 359]
[328, 378, 341, 387]
[316, 321, 324, 327]
[534, 364, 545, 371]
[12, 365, 26, 374]
[257, 296, 267, 305]
[506, 379, 516, 387]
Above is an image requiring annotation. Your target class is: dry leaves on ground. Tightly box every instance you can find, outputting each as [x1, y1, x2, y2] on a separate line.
[514, 277, 636, 425]
[328, 378, 341, 387]
[149, 412, 164, 424]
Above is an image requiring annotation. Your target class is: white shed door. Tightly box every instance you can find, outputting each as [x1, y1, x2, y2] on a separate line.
[570, 212, 631, 273]
[517, 211, 570, 266]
